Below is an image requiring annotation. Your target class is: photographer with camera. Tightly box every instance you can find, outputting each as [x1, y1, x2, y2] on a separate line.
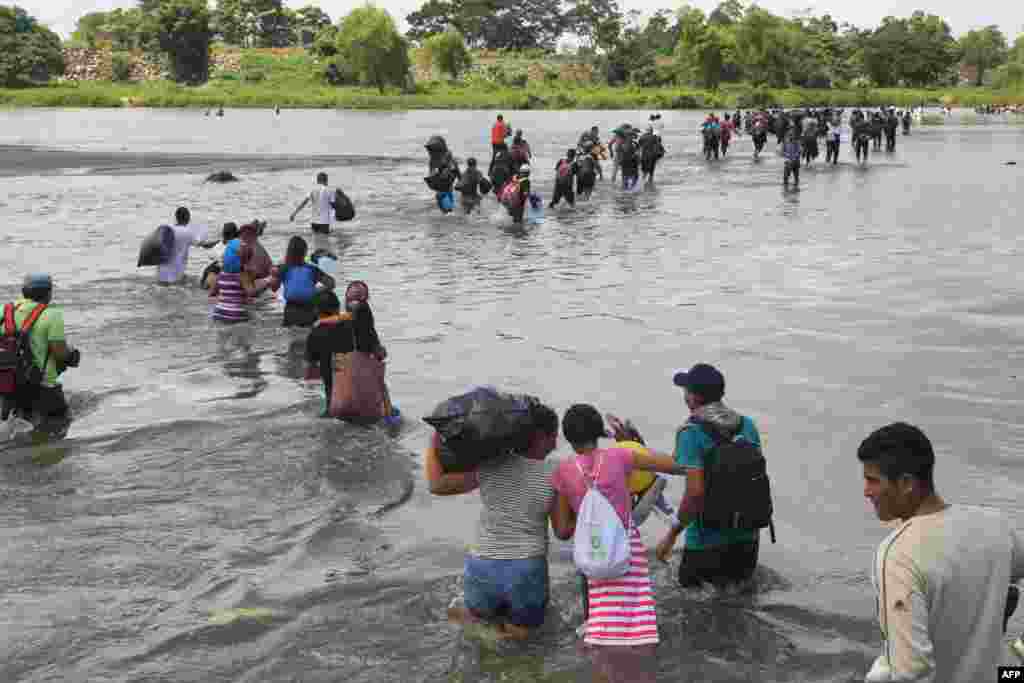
[1, 274, 80, 430]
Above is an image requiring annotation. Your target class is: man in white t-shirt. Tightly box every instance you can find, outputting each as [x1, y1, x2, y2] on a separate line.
[290, 172, 335, 235]
[858, 422, 1024, 682]
[158, 207, 213, 285]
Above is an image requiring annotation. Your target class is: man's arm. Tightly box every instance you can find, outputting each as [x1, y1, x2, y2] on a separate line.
[424, 433, 479, 496]
[632, 448, 686, 475]
[655, 426, 704, 562]
[1012, 527, 1024, 583]
[871, 554, 935, 682]
[656, 467, 704, 562]
[48, 340, 70, 365]
[290, 196, 310, 222]
[46, 311, 70, 364]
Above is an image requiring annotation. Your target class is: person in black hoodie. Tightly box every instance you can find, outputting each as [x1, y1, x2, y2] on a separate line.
[576, 153, 597, 200]
[549, 149, 578, 209]
[490, 148, 513, 199]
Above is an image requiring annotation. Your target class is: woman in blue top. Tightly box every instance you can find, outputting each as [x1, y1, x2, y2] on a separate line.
[270, 236, 336, 327]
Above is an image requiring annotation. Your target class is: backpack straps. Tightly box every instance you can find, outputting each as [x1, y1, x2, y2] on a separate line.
[20, 303, 48, 334]
[2, 303, 15, 336]
[575, 453, 602, 490]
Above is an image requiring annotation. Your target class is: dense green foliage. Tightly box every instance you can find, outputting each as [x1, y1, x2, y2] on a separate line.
[960, 26, 1008, 86]
[334, 5, 411, 93]
[424, 29, 472, 79]
[71, 8, 147, 49]
[0, 5, 63, 87]
[401, 0, 1023, 91]
[149, 0, 213, 83]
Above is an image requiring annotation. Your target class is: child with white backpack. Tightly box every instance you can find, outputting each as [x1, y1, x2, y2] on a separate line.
[551, 404, 682, 683]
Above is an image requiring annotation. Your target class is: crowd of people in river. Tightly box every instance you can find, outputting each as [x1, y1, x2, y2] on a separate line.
[4, 106, 1023, 683]
[420, 105, 916, 212]
[423, 113, 668, 222]
[425, 374, 1024, 683]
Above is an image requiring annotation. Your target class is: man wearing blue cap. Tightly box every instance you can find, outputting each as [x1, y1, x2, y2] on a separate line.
[2, 274, 80, 428]
[655, 363, 764, 588]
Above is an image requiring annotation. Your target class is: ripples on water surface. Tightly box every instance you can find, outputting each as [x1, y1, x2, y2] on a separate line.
[1, 109, 1023, 682]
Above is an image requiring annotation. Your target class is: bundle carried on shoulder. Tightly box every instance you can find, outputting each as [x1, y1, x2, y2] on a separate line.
[423, 386, 541, 472]
[425, 135, 448, 155]
[137, 225, 175, 267]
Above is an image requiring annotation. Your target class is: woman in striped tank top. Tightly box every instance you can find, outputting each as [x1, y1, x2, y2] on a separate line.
[425, 402, 574, 641]
[209, 239, 255, 323]
[551, 404, 683, 683]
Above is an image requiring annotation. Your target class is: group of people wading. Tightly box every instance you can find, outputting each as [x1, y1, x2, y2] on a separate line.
[701, 106, 913, 187]
[424, 114, 667, 223]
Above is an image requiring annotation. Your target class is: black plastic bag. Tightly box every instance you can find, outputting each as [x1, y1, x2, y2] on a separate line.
[333, 189, 355, 222]
[138, 225, 174, 267]
[423, 386, 540, 472]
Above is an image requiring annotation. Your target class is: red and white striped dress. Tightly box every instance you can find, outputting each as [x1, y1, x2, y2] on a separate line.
[583, 526, 659, 646]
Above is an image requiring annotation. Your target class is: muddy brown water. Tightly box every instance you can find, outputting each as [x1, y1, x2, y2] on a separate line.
[1, 109, 1023, 682]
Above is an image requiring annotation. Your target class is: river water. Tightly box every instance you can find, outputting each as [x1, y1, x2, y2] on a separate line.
[1, 108, 1023, 682]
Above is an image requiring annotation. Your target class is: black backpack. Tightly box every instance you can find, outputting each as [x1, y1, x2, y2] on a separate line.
[332, 189, 355, 222]
[692, 418, 776, 543]
[617, 140, 637, 164]
[0, 302, 48, 397]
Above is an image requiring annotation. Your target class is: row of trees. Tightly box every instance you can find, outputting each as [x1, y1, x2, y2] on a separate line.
[5, 0, 1024, 91]
[73, 1, 330, 50]
[404, 0, 1024, 89]
[0, 5, 63, 87]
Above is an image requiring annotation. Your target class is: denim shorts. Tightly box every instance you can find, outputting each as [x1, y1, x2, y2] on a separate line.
[464, 555, 549, 628]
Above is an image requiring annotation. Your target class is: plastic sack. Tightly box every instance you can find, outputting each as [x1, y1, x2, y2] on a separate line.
[138, 225, 174, 267]
[423, 386, 540, 472]
[333, 189, 355, 222]
[425, 135, 448, 155]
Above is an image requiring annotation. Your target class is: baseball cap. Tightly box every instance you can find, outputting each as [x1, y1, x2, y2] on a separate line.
[672, 363, 725, 401]
[23, 273, 52, 290]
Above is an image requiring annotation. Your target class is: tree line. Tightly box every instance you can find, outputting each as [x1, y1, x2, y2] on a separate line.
[2, 0, 1023, 91]
[406, 0, 1024, 89]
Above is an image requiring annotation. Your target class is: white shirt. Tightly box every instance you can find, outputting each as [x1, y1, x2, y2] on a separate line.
[210, 241, 227, 264]
[309, 185, 334, 226]
[868, 505, 1024, 682]
[158, 223, 207, 283]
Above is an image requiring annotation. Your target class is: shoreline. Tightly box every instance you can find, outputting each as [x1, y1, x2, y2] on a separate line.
[3, 83, 1024, 111]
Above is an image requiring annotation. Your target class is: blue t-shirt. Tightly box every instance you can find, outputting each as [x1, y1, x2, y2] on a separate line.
[222, 239, 242, 273]
[674, 416, 762, 550]
[280, 264, 318, 304]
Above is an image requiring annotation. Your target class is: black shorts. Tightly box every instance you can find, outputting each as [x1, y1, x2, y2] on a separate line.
[282, 301, 318, 328]
[311, 223, 330, 235]
[678, 540, 759, 588]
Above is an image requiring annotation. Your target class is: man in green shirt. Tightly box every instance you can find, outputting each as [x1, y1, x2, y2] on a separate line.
[7, 274, 80, 428]
[656, 363, 763, 588]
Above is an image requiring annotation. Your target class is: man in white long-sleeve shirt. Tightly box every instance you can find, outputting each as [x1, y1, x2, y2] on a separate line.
[858, 422, 1024, 682]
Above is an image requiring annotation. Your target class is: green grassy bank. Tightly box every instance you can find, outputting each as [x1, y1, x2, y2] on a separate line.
[3, 80, 1024, 110]
[3, 49, 1023, 110]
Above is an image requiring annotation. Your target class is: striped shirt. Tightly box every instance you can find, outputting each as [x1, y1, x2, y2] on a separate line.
[583, 527, 659, 646]
[471, 456, 555, 560]
[212, 272, 248, 323]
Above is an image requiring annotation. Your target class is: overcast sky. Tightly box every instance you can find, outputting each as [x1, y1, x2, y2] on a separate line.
[22, 0, 1024, 41]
